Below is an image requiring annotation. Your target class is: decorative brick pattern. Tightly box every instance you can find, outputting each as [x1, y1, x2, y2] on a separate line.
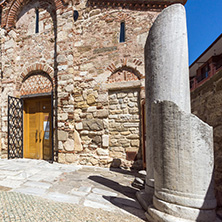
[106, 59, 144, 81]
[108, 69, 139, 83]
[20, 74, 52, 96]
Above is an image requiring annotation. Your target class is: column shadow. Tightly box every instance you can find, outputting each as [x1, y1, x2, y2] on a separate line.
[89, 175, 146, 221]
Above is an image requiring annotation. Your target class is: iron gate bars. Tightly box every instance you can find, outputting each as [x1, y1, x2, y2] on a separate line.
[8, 96, 23, 159]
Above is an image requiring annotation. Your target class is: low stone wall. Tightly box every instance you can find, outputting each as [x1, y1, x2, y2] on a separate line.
[58, 80, 143, 169]
[191, 70, 222, 208]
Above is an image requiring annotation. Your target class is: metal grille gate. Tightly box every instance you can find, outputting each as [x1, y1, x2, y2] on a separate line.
[8, 96, 23, 159]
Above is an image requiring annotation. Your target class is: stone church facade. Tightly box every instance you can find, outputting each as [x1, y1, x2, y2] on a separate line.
[0, 0, 186, 168]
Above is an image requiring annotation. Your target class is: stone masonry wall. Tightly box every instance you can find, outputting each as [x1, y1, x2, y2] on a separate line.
[191, 70, 222, 208]
[0, 0, 161, 168]
[108, 88, 141, 168]
[0, 0, 56, 156]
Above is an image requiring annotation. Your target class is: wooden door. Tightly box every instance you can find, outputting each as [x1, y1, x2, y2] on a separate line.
[24, 97, 52, 160]
[40, 99, 52, 160]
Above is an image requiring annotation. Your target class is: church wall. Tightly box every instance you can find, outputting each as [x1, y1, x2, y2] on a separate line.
[0, 0, 160, 168]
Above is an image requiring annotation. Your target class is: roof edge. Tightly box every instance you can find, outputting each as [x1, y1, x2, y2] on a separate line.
[190, 34, 222, 69]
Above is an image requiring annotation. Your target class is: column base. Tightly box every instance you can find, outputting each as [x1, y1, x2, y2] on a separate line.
[146, 206, 193, 222]
[146, 208, 222, 222]
[146, 196, 217, 222]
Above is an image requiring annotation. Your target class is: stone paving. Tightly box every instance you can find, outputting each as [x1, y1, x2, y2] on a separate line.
[0, 159, 146, 221]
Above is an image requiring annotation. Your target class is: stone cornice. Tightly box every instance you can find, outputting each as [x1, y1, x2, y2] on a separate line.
[0, 0, 187, 7]
[87, 0, 187, 8]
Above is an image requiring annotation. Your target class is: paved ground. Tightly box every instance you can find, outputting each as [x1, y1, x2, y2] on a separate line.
[0, 159, 146, 221]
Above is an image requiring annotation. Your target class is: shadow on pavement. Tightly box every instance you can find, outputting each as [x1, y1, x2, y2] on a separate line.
[109, 167, 140, 177]
[89, 175, 146, 221]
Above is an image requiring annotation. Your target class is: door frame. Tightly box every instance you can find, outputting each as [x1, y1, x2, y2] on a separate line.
[22, 92, 54, 162]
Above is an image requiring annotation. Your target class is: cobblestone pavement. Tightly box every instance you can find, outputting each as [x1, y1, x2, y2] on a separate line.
[0, 159, 146, 221]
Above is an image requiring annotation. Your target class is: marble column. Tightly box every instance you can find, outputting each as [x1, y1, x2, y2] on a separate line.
[137, 2, 190, 210]
[138, 3, 218, 222]
[146, 100, 217, 221]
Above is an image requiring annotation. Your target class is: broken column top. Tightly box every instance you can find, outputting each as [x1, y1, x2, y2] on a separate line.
[145, 3, 191, 113]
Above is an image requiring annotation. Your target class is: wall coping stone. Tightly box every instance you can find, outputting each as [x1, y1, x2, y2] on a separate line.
[104, 80, 141, 90]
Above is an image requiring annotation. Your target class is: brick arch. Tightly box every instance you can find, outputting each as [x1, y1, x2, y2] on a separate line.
[107, 59, 143, 83]
[1, 0, 68, 29]
[107, 67, 140, 83]
[20, 63, 54, 82]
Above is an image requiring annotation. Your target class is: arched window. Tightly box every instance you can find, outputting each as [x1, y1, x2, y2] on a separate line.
[73, 10, 79, 22]
[35, 8, 39, 33]
[119, 22, 125, 43]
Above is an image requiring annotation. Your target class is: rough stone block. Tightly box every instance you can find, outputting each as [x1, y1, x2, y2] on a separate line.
[96, 148, 109, 156]
[5, 39, 14, 49]
[74, 131, 83, 152]
[131, 140, 140, 147]
[123, 123, 139, 128]
[65, 84, 74, 92]
[65, 153, 76, 163]
[58, 153, 66, 163]
[75, 122, 83, 130]
[89, 158, 99, 166]
[87, 94, 96, 105]
[82, 119, 104, 131]
[97, 94, 108, 103]
[109, 151, 124, 159]
[102, 135, 109, 147]
[75, 96, 84, 102]
[58, 113, 68, 121]
[64, 138, 74, 152]
[87, 106, 97, 112]
[92, 136, 101, 145]
[58, 130, 68, 141]
[58, 141, 63, 150]
[117, 92, 127, 98]
[94, 110, 109, 118]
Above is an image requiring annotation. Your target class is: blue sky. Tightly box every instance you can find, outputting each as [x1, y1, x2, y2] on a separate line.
[185, 0, 222, 65]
